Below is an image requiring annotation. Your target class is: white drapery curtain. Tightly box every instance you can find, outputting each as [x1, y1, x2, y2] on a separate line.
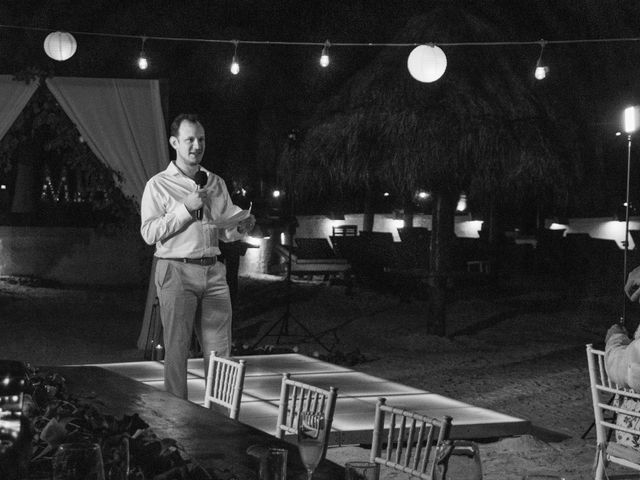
[46, 77, 170, 350]
[46, 77, 170, 205]
[0, 75, 39, 140]
[0, 76, 40, 214]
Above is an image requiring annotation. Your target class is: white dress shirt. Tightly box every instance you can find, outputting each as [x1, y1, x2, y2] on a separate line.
[606, 325, 640, 391]
[140, 162, 244, 258]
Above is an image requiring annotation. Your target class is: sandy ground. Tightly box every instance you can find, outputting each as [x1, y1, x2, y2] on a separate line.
[0, 271, 636, 479]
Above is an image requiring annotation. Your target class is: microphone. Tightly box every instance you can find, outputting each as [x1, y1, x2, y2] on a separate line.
[194, 170, 208, 220]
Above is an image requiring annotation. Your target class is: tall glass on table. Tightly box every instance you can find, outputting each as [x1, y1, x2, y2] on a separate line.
[297, 412, 327, 480]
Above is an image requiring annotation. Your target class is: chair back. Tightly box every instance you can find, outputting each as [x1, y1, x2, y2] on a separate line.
[370, 398, 452, 480]
[332, 224, 357, 237]
[204, 351, 247, 420]
[587, 343, 640, 479]
[275, 373, 337, 455]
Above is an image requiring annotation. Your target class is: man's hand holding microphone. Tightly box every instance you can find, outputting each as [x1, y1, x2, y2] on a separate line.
[184, 170, 208, 219]
[184, 187, 207, 219]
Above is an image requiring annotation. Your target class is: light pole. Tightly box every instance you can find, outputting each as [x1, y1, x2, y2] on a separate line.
[621, 105, 639, 326]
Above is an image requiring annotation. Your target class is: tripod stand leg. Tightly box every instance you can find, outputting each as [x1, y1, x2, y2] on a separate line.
[251, 313, 288, 349]
[292, 316, 332, 352]
[278, 309, 290, 337]
[250, 225, 332, 352]
[275, 312, 289, 345]
[581, 394, 616, 439]
[581, 421, 595, 439]
[251, 308, 332, 352]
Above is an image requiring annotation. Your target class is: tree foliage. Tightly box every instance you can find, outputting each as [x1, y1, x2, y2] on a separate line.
[287, 5, 578, 226]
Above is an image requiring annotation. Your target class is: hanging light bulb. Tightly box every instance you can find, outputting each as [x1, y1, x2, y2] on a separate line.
[534, 40, 549, 80]
[320, 40, 330, 67]
[138, 54, 148, 70]
[456, 193, 468, 213]
[230, 40, 240, 75]
[534, 65, 548, 80]
[230, 57, 239, 75]
[137, 37, 149, 70]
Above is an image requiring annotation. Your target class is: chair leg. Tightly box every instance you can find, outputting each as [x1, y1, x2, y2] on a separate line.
[593, 446, 605, 480]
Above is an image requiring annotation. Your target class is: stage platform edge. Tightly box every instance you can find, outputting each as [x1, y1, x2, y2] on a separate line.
[91, 353, 531, 445]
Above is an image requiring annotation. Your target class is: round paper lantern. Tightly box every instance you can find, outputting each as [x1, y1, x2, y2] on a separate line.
[44, 31, 77, 61]
[407, 44, 447, 83]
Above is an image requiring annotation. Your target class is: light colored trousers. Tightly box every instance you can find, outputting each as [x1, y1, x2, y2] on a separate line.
[155, 258, 232, 399]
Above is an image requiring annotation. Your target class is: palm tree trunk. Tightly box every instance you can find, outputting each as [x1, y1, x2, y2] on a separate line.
[482, 196, 503, 273]
[362, 189, 375, 232]
[427, 191, 457, 336]
[402, 198, 414, 228]
[431, 191, 456, 273]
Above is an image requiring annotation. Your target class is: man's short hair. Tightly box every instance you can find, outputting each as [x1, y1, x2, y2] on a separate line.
[170, 114, 202, 137]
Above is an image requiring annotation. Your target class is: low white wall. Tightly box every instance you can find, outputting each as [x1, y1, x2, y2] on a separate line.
[238, 213, 482, 275]
[0, 226, 151, 285]
[547, 216, 640, 249]
[3, 215, 628, 285]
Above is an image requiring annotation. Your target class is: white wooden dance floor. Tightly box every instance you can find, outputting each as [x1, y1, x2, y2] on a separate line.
[94, 353, 529, 445]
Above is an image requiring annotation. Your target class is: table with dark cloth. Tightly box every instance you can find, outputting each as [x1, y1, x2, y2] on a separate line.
[54, 365, 344, 480]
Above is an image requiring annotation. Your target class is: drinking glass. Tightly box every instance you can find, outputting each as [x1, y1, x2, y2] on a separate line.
[258, 447, 287, 480]
[297, 412, 327, 480]
[52, 443, 105, 480]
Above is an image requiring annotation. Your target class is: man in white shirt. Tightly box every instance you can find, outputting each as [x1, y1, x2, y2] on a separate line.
[140, 113, 255, 399]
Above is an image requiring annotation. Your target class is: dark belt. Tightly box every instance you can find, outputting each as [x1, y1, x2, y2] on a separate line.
[163, 257, 217, 266]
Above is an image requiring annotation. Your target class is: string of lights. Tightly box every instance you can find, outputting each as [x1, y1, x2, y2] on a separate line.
[5, 23, 640, 47]
[4, 22, 640, 82]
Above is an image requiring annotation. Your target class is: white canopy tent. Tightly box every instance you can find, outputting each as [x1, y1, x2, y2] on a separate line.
[0, 76, 40, 140]
[0, 75, 169, 350]
[0, 74, 169, 206]
[45, 76, 169, 204]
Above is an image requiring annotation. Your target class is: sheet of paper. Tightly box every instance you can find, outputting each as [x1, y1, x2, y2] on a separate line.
[212, 209, 251, 229]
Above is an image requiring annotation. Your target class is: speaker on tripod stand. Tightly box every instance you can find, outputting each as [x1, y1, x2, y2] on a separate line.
[251, 130, 331, 352]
